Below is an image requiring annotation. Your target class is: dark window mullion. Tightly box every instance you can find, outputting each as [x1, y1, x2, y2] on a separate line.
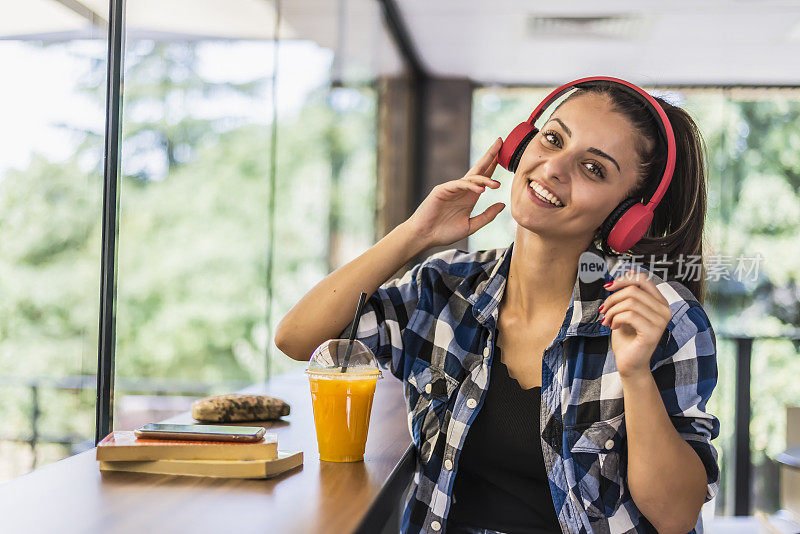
[95, 0, 126, 445]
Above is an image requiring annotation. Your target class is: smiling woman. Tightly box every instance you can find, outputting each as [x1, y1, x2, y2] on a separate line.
[450, 79, 716, 533]
[276, 76, 720, 534]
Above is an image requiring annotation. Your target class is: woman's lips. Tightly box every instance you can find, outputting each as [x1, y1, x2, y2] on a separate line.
[526, 183, 564, 209]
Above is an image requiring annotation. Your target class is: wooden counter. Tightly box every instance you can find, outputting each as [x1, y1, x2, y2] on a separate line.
[0, 368, 415, 534]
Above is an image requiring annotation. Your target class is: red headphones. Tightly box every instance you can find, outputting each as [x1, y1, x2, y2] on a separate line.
[497, 75, 676, 254]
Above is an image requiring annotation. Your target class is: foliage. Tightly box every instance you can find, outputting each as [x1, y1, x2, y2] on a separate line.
[0, 40, 375, 479]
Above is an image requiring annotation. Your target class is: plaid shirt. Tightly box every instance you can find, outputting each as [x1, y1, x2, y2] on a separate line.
[345, 241, 720, 534]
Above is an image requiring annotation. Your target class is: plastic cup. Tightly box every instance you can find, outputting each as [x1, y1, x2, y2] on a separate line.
[305, 339, 383, 462]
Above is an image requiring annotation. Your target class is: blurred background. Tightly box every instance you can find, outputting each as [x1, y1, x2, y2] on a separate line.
[2, 0, 800, 528]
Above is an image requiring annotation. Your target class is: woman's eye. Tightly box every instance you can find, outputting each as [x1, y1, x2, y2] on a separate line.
[543, 131, 561, 147]
[543, 130, 605, 179]
[585, 162, 605, 179]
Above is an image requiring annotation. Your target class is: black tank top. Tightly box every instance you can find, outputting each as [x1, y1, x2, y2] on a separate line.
[448, 330, 561, 534]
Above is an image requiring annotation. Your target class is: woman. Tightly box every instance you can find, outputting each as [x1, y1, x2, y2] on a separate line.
[275, 79, 720, 534]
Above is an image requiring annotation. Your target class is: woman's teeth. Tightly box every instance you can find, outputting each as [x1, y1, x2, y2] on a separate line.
[529, 181, 564, 207]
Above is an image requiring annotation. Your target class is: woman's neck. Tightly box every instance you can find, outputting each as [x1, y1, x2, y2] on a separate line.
[504, 226, 593, 320]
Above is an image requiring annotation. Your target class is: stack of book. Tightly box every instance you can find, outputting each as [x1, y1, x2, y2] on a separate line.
[96, 431, 302, 479]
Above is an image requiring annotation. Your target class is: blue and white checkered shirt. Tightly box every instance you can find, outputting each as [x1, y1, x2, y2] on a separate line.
[345, 241, 720, 534]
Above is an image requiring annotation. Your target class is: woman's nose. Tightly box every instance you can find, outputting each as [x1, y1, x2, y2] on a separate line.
[538, 151, 572, 183]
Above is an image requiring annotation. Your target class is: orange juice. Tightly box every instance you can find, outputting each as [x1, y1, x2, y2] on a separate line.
[308, 368, 380, 462]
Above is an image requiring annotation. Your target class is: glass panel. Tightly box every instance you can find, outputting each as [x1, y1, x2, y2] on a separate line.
[0, 6, 106, 480]
[471, 85, 800, 516]
[112, 0, 404, 431]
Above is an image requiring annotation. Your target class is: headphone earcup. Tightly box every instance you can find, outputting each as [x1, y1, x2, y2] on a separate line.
[600, 198, 638, 241]
[498, 123, 538, 173]
[601, 198, 654, 254]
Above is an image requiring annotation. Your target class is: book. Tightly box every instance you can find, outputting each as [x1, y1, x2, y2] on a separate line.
[99, 450, 303, 479]
[96, 431, 278, 462]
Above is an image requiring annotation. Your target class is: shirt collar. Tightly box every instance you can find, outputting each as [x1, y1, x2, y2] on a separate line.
[457, 240, 622, 339]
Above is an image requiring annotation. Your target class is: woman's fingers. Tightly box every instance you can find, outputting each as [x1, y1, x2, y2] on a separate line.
[440, 179, 484, 196]
[607, 269, 668, 305]
[485, 154, 499, 180]
[468, 137, 503, 176]
[601, 298, 665, 330]
[463, 175, 501, 188]
[601, 285, 666, 320]
[468, 202, 506, 234]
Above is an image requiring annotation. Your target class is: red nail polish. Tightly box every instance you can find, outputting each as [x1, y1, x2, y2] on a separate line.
[599, 304, 605, 312]
[603, 282, 613, 288]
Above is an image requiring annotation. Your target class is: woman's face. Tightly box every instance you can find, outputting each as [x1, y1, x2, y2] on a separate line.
[509, 92, 645, 244]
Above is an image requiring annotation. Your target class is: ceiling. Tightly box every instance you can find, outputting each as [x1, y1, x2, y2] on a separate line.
[394, 0, 800, 86]
[4, 0, 800, 86]
[0, 0, 403, 81]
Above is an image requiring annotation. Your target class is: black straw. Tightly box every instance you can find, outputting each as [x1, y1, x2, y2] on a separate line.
[341, 292, 367, 372]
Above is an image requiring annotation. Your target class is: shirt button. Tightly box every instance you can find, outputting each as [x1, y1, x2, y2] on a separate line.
[483, 346, 490, 358]
[466, 398, 477, 409]
[444, 459, 453, 470]
[431, 520, 441, 531]
[425, 383, 432, 394]
[604, 439, 614, 450]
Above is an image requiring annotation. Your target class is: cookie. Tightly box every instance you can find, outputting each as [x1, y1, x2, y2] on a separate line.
[191, 394, 290, 423]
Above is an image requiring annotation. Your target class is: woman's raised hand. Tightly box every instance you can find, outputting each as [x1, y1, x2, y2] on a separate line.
[403, 138, 506, 248]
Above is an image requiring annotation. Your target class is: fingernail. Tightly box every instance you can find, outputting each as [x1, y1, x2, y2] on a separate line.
[603, 281, 613, 288]
[599, 304, 605, 312]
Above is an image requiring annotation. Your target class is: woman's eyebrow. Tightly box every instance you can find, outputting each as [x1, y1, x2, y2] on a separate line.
[551, 117, 621, 173]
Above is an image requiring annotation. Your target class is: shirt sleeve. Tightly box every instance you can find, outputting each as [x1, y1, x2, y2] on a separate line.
[338, 261, 423, 381]
[650, 304, 721, 504]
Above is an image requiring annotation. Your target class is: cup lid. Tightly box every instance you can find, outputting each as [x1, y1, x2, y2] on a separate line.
[305, 339, 383, 379]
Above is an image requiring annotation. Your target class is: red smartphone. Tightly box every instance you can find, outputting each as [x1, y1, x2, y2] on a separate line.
[133, 423, 266, 442]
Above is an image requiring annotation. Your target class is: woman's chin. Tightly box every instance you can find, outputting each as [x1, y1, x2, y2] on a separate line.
[510, 211, 585, 240]
[510, 206, 562, 230]
[511, 215, 557, 235]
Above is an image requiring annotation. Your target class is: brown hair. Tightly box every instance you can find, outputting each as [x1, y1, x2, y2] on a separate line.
[556, 82, 709, 304]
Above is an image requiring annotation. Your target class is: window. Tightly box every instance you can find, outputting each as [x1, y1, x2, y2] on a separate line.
[471, 85, 800, 514]
[0, 0, 405, 480]
[0, 7, 106, 481]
